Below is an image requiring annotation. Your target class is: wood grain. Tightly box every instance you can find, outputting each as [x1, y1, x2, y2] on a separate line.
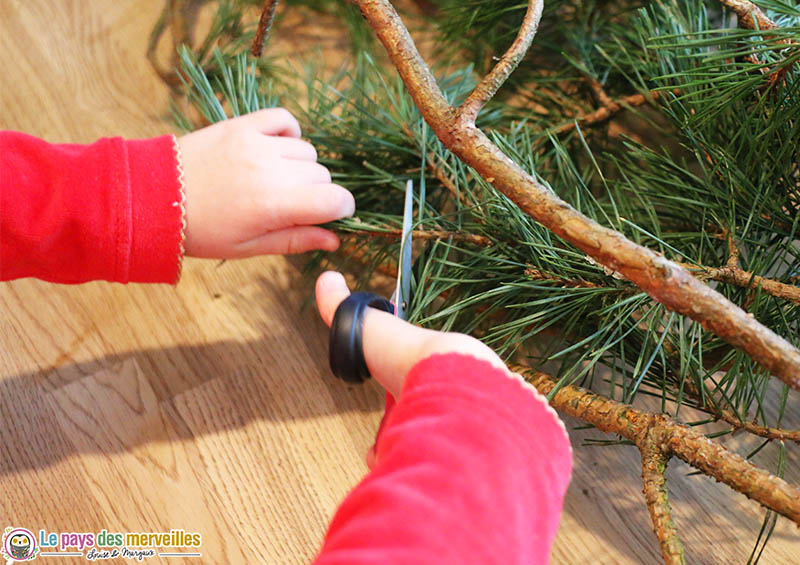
[0, 1, 798, 563]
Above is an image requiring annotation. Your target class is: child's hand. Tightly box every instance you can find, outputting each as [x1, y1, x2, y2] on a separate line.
[178, 109, 355, 258]
[315, 270, 506, 399]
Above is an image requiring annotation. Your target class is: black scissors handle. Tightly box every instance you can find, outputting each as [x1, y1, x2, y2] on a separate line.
[329, 292, 395, 383]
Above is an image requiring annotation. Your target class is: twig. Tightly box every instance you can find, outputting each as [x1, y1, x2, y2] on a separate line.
[681, 377, 800, 442]
[640, 437, 685, 565]
[553, 89, 658, 133]
[678, 233, 800, 305]
[524, 266, 601, 288]
[513, 366, 800, 525]
[458, 0, 544, 124]
[354, 0, 800, 386]
[147, 0, 188, 88]
[400, 122, 471, 209]
[716, 410, 800, 442]
[342, 228, 493, 247]
[552, 91, 655, 135]
[427, 157, 460, 199]
[678, 262, 800, 305]
[251, 0, 279, 57]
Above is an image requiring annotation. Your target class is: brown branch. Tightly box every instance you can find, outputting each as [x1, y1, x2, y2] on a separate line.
[677, 262, 800, 305]
[524, 266, 602, 288]
[641, 338, 800, 443]
[715, 410, 800, 443]
[251, 0, 279, 57]
[640, 438, 685, 565]
[677, 233, 800, 305]
[667, 424, 799, 523]
[552, 91, 655, 135]
[354, 0, 800, 386]
[513, 366, 800, 526]
[458, 0, 544, 123]
[342, 228, 493, 247]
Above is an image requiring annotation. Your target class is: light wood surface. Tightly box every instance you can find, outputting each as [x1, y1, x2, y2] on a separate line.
[1, 1, 797, 564]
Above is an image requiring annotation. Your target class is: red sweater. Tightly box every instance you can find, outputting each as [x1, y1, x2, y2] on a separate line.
[0, 132, 572, 564]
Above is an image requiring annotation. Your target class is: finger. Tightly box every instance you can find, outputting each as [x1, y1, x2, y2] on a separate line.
[236, 107, 302, 138]
[283, 161, 332, 184]
[237, 226, 339, 256]
[315, 271, 351, 327]
[268, 183, 355, 228]
[273, 138, 317, 161]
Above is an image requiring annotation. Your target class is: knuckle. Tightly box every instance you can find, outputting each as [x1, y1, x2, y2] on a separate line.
[273, 107, 295, 121]
[316, 163, 332, 182]
[286, 231, 303, 254]
[302, 141, 318, 159]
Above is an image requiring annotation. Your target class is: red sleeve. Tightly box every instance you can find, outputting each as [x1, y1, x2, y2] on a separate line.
[314, 353, 573, 565]
[0, 131, 185, 284]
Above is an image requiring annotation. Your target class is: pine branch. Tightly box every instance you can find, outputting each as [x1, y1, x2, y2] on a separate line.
[353, 0, 800, 386]
[513, 365, 800, 525]
[640, 439, 685, 565]
[335, 238, 797, 440]
[344, 219, 800, 303]
[251, 0, 278, 57]
[457, 0, 544, 124]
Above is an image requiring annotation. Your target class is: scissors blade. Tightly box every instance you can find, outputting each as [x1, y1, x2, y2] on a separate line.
[391, 179, 414, 320]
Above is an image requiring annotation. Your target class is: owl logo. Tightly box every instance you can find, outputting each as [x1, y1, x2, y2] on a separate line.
[1, 528, 38, 562]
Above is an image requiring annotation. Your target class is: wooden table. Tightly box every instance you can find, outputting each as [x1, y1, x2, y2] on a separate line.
[1, 1, 797, 563]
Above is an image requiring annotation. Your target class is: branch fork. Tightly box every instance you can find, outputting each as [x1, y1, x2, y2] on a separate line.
[354, 0, 800, 385]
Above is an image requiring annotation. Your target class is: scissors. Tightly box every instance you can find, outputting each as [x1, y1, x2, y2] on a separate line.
[329, 179, 415, 383]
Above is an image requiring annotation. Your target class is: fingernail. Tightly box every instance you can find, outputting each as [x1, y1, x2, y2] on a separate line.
[325, 234, 340, 252]
[322, 270, 346, 290]
[341, 191, 356, 218]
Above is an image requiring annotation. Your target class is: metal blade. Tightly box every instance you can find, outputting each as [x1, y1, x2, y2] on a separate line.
[392, 179, 414, 320]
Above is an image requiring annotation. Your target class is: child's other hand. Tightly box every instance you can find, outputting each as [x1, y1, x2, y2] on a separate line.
[178, 109, 355, 258]
[315, 271, 506, 400]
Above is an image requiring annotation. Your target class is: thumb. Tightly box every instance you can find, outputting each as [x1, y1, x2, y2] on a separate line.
[316, 271, 436, 398]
